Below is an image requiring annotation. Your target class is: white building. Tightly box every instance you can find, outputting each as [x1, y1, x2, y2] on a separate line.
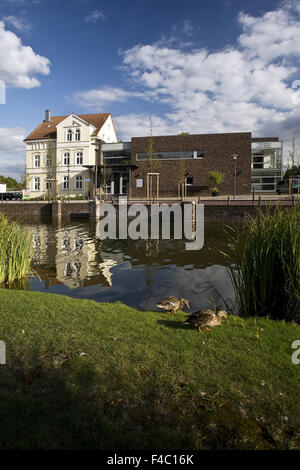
[24, 110, 118, 198]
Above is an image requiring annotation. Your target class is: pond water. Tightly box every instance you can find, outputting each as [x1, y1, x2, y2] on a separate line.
[7, 217, 235, 312]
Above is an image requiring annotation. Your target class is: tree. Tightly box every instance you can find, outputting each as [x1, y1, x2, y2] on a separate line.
[288, 136, 300, 168]
[208, 171, 224, 193]
[144, 117, 160, 200]
[283, 165, 300, 179]
[0, 175, 22, 190]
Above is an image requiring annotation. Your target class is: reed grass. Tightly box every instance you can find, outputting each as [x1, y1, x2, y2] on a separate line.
[223, 206, 300, 320]
[0, 214, 33, 284]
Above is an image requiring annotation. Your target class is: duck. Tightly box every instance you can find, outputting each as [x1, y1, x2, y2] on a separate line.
[184, 309, 228, 333]
[156, 296, 190, 314]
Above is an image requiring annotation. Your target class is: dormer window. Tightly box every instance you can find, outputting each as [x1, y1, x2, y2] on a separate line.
[75, 129, 80, 141]
[67, 129, 72, 142]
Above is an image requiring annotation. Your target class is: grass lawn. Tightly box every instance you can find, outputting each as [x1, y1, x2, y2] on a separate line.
[0, 289, 299, 450]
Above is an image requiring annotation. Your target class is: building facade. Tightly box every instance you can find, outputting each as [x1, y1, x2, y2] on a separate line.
[24, 110, 118, 198]
[251, 138, 283, 191]
[25, 112, 282, 198]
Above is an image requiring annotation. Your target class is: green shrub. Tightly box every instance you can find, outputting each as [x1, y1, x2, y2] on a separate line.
[223, 206, 300, 320]
[208, 171, 224, 192]
[0, 215, 33, 284]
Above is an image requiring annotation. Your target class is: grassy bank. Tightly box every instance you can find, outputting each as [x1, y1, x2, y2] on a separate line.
[224, 206, 300, 320]
[0, 289, 299, 450]
[0, 215, 33, 284]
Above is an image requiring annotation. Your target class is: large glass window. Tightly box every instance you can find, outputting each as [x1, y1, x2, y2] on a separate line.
[136, 150, 204, 160]
[67, 129, 72, 142]
[75, 129, 80, 141]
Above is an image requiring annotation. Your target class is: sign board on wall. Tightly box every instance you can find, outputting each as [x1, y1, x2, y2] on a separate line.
[136, 178, 143, 188]
[0, 184, 6, 193]
[22, 189, 30, 200]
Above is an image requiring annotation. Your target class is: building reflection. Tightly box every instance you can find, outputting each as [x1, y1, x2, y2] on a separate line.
[28, 222, 127, 289]
[25, 218, 229, 291]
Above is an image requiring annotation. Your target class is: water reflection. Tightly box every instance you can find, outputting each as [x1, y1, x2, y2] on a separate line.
[8, 216, 235, 311]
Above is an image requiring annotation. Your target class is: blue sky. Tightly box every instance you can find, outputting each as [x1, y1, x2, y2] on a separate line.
[0, 0, 300, 178]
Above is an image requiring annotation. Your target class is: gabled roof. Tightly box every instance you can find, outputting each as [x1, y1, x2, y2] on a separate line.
[24, 113, 111, 141]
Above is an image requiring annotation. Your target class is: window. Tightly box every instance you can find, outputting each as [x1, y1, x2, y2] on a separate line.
[46, 181, 52, 190]
[75, 175, 83, 190]
[76, 152, 83, 165]
[34, 155, 40, 168]
[75, 129, 80, 141]
[136, 150, 204, 160]
[46, 156, 52, 167]
[63, 153, 70, 166]
[186, 176, 193, 185]
[34, 177, 40, 191]
[67, 129, 72, 141]
[63, 176, 69, 190]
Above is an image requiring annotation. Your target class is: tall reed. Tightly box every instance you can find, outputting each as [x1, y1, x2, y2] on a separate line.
[223, 206, 300, 320]
[0, 215, 33, 284]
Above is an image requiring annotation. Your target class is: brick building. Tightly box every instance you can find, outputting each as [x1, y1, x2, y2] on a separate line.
[101, 132, 261, 198]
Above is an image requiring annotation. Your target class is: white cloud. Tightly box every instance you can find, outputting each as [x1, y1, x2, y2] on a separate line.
[238, 4, 300, 62]
[85, 9, 107, 23]
[0, 126, 25, 153]
[70, 86, 145, 110]
[0, 21, 50, 88]
[2, 15, 31, 33]
[0, 127, 26, 179]
[114, 114, 176, 140]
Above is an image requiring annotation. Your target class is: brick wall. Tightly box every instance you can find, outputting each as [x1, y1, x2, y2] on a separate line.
[130, 132, 252, 197]
[0, 201, 89, 218]
[0, 202, 52, 217]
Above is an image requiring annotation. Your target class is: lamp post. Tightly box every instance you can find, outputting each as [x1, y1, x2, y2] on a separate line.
[68, 160, 70, 202]
[232, 153, 237, 200]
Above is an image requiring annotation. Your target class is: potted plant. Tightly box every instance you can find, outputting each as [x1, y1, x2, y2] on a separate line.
[208, 171, 224, 196]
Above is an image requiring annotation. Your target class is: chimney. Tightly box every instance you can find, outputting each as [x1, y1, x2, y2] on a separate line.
[45, 109, 51, 122]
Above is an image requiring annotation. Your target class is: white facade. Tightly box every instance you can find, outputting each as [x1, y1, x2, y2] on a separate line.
[25, 112, 118, 198]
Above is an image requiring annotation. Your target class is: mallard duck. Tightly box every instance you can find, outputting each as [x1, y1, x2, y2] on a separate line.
[184, 309, 228, 332]
[156, 296, 190, 314]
